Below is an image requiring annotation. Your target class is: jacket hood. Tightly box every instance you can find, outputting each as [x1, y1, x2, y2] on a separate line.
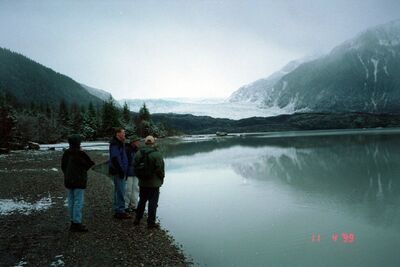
[68, 134, 81, 149]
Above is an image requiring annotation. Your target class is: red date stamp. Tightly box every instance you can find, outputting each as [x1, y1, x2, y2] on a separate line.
[311, 232, 355, 243]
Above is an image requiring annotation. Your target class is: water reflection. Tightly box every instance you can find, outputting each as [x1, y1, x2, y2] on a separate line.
[159, 131, 400, 266]
[227, 134, 400, 229]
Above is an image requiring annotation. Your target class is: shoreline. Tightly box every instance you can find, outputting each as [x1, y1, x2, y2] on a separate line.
[0, 150, 190, 266]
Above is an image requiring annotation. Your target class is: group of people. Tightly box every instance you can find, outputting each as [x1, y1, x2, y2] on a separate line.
[61, 128, 165, 233]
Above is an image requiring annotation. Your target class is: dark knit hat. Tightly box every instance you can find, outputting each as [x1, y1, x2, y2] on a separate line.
[68, 134, 82, 148]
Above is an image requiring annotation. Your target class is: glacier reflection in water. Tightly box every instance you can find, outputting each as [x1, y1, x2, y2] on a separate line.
[158, 130, 400, 267]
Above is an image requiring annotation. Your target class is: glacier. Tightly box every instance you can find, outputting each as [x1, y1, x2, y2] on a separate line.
[120, 98, 295, 120]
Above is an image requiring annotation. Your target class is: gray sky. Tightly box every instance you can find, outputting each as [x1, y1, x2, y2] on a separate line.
[1, 0, 399, 99]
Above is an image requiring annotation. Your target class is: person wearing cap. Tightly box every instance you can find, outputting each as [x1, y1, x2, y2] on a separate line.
[124, 135, 141, 212]
[133, 135, 165, 229]
[109, 127, 130, 219]
[61, 134, 95, 232]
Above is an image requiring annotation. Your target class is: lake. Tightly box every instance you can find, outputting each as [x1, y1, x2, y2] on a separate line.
[155, 129, 400, 266]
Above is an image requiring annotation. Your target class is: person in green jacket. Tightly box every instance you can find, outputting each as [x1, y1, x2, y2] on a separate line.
[133, 135, 165, 229]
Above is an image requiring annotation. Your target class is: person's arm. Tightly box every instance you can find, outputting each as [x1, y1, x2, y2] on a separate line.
[154, 154, 165, 179]
[80, 151, 95, 170]
[61, 151, 69, 174]
[110, 145, 124, 178]
[133, 150, 141, 169]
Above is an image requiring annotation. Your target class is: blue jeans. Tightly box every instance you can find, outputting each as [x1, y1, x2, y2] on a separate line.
[68, 189, 84, 224]
[113, 176, 126, 214]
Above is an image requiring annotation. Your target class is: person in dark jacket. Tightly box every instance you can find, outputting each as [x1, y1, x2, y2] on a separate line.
[109, 127, 130, 219]
[124, 135, 141, 212]
[133, 135, 165, 229]
[61, 134, 95, 232]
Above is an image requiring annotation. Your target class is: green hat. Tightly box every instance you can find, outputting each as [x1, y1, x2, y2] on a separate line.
[128, 135, 141, 143]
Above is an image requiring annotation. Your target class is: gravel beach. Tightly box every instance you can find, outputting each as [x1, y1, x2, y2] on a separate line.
[0, 150, 190, 267]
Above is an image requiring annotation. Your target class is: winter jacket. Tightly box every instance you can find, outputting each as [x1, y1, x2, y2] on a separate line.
[108, 136, 128, 178]
[61, 149, 95, 189]
[126, 144, 138, 177]
[134, 145, 165, 188]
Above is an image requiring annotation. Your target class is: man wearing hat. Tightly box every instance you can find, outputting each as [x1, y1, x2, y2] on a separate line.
[133, 135, 165, 229]
[124, 135, 141, 212]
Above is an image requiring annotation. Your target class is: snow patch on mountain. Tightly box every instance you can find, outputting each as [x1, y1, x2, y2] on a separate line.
[228, 54, 322, 106]
[371, 58, 379, 83]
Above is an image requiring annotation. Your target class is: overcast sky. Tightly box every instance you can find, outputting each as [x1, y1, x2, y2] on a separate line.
[0, 0, 399, 100]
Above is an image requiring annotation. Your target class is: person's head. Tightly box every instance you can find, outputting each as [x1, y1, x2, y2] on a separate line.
[129, 135, 141, 148]
[114, 128, 125, 142]
[68, 134, 81, 150]
[144, 135, 155, 146]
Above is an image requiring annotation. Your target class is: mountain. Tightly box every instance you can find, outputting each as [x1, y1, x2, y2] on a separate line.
[263, 19, 400, 113]
[228, 55, 319, 106]
[120, 98, 273, 120]
[81, 84, 113, 101]
[0, 47, 104, 107]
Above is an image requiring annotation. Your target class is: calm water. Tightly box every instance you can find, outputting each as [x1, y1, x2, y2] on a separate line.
[156, 129, 400, 267]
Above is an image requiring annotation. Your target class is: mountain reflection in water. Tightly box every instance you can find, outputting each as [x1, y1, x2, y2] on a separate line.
[158, 130, 400, 266]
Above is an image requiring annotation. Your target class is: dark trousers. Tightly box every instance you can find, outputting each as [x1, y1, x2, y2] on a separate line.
[136, 187, 160, 224]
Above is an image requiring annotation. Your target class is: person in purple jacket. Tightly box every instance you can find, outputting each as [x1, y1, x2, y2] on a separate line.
[108, 128, 130, 219]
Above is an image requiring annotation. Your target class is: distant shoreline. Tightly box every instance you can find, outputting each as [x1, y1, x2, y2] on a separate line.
[37, 126, 400, 151]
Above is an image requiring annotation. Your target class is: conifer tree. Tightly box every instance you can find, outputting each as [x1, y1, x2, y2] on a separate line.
[101, 96, 121, 137]
[70, 103, 83, 134]
[138, 103, 150, 121]
[122, 102, 131, 125]
[82, 102, 98, 140]
[0, 94, 16, 149]
[58, 99, 70, 139]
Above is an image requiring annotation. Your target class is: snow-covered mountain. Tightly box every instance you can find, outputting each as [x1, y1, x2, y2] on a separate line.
[228, 55, 319, 105]
[270, 20, 400, 113]
[119, 98, 290, 120]
[121, 20, 400, 118]
[231, 19, 400, 114]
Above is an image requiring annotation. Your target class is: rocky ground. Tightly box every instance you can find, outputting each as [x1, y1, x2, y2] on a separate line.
[0, 150, 190, 267]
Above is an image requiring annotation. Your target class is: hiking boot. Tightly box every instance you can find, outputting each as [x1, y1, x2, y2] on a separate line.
[147, 223, 160, 229]
[70, 223, 89, 232]
[114, 213, 132, 219]
[133, 219, 140, 226]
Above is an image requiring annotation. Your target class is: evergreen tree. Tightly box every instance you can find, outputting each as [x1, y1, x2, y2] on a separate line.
[101, 96, 121, 137]
[36, 113, 61, 143]
[29, 101, 38, 115]
[136, 103, 164, 137]
[82, 102, 98, 140]
[58, 99, 70, 139]
[138, 103, 150, 121]
[122, 102, 131, 125]
[0, 94, 16, 149]
[45, 103, 52, 119]
[70, 103, 83, 133]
